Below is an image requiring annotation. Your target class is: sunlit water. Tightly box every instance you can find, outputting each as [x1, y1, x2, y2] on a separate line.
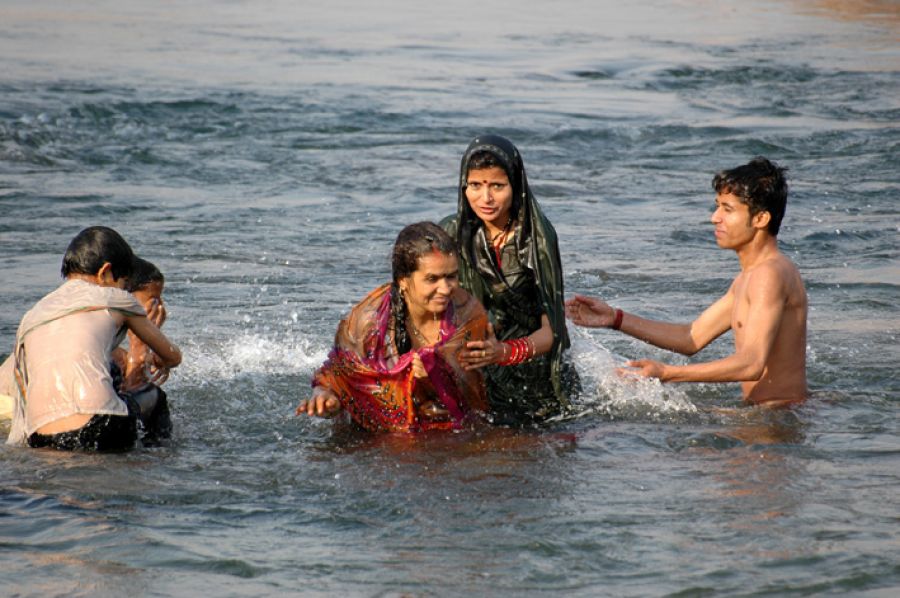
[1, 0, 898, 596]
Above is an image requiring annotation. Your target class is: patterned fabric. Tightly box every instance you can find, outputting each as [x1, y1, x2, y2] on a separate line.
[312, 284, 488, 433]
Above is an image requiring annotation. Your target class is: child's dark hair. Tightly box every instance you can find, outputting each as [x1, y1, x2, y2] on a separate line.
[127, 257, 164, 292]
[61, 226, 135, 281]
[712, 157, 789, 236]
[389, 222, 457, 353]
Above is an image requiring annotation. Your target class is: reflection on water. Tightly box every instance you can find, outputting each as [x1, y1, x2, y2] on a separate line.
[791, 0, 900, 28]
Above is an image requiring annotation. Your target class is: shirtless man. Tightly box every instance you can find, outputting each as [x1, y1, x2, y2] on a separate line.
[566, 157, 807, 405]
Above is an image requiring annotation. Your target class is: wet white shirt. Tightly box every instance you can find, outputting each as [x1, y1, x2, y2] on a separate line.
[7, 279, 144, 443]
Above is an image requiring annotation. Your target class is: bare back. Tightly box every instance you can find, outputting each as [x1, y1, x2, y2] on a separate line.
[730, 252, 807, 404]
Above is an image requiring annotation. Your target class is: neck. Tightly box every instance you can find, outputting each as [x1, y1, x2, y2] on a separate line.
[67, 273, 103, 286]
[406, 303, 441, 328]
[484, 217, 512, 241]
[735, 234, 779, 270]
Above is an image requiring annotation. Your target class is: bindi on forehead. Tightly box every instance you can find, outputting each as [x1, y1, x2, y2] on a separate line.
[467, 167, 508, 182]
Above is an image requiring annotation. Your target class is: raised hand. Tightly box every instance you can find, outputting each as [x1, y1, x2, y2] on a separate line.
[565, 294, 616, 328]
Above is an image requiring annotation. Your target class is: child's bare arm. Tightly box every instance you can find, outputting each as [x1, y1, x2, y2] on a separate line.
[125, 314, 181, 367]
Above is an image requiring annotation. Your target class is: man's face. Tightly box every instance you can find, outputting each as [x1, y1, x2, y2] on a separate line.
[710, 192, 757, 250]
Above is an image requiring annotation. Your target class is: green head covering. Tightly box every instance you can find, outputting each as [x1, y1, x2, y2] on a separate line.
[442, 134, 572, 415]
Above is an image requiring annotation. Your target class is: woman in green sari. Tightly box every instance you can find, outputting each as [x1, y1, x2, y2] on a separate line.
[442, 135, 579, 426]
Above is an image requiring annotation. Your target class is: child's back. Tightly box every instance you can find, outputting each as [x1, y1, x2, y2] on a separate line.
[7, 226, 181, 450]
[16, 278, 144, 437]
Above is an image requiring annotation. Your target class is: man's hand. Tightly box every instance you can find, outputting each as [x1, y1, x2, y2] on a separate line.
[618, 359, 667, 381]
[565, 294, 616, 328]
[296, 388, 342, 417]
[147, 353, 171, 385]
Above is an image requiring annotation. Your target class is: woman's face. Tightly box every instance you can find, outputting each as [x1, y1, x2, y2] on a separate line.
[399, 252, 459, 317]
[465, 166, 513, 231]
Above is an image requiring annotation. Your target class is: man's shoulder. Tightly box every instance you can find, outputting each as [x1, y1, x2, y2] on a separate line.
[741, 253, 805, 302]
[757, 253, 802, 282]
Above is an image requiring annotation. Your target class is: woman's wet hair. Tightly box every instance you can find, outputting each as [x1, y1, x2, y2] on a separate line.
[390, 221, 457, 353]
[713, 157, 789, 236]
[61, 226, 136, 281]
[391, 222, 456, 282]
[127, 257, 164, 292]
[466, 150, 507, 176]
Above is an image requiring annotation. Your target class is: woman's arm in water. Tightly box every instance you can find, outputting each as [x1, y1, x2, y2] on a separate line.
[296, 386, 342, 417]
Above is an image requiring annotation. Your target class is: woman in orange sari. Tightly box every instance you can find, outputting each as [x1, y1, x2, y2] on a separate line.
[296, 222, 489, 433]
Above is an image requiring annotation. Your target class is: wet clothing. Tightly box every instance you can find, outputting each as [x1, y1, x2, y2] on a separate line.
[312, 284, 489, 433]
[26, 383, 171, 451]
[442, 134, 579, 425]
[7, 279, 145, 446]
[28, 412, 137, 451]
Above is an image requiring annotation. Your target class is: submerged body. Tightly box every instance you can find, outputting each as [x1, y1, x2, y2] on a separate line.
[7, 227, 181, 450]
[310, 283, 488, 432]
[567, 158, 807, 405]
[443, 134, 578, 425]
[298, 222, 489, 433]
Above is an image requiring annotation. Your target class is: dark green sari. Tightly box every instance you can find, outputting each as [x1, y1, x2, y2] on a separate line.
[441, 134, 578, 425]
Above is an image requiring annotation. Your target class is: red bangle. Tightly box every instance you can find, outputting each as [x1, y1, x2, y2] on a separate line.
[612, 308, 624, 330]
[499, 338, 532, 366]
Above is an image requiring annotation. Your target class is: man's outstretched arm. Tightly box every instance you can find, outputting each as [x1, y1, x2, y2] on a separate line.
[566, 290, 733, 355]
[627, 266, 786, 383]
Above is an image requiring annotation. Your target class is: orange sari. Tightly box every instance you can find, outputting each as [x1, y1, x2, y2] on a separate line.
[312, 284, 488, 433]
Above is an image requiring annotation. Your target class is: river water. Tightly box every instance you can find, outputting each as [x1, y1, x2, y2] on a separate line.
[1, 1, 898, 596]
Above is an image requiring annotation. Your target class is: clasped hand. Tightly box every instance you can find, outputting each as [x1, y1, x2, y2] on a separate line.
[459, 323, 504, 371]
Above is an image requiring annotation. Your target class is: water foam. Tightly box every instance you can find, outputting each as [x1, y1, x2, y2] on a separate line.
[174, 331, 329, 387]
[567, 330, 698, 421]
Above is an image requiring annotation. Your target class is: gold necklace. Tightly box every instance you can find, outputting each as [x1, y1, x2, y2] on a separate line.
[490, 217, 513, 247]
[407, 313, 438, 346]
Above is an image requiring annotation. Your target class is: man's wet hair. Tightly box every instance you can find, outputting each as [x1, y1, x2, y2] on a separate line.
[713, 157, 789, 236]
[127, 257, 164, 293]
[61, 226, 136, 281]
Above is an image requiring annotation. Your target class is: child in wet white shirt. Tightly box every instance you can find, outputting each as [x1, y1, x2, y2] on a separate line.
[7, 226, 182, 451]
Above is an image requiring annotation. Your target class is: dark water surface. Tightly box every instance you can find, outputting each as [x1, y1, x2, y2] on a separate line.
[1, 1, 898, 596]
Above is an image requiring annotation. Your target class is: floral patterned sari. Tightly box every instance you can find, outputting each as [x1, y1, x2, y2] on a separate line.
[312, 284, 488, 433]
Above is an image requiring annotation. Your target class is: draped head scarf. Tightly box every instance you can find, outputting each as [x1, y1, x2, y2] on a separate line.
[441, 134, 572, 413]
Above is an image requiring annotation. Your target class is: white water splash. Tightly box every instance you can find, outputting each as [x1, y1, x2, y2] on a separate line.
[174, 331, 329, 384]
[567, 330, 698, 420]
